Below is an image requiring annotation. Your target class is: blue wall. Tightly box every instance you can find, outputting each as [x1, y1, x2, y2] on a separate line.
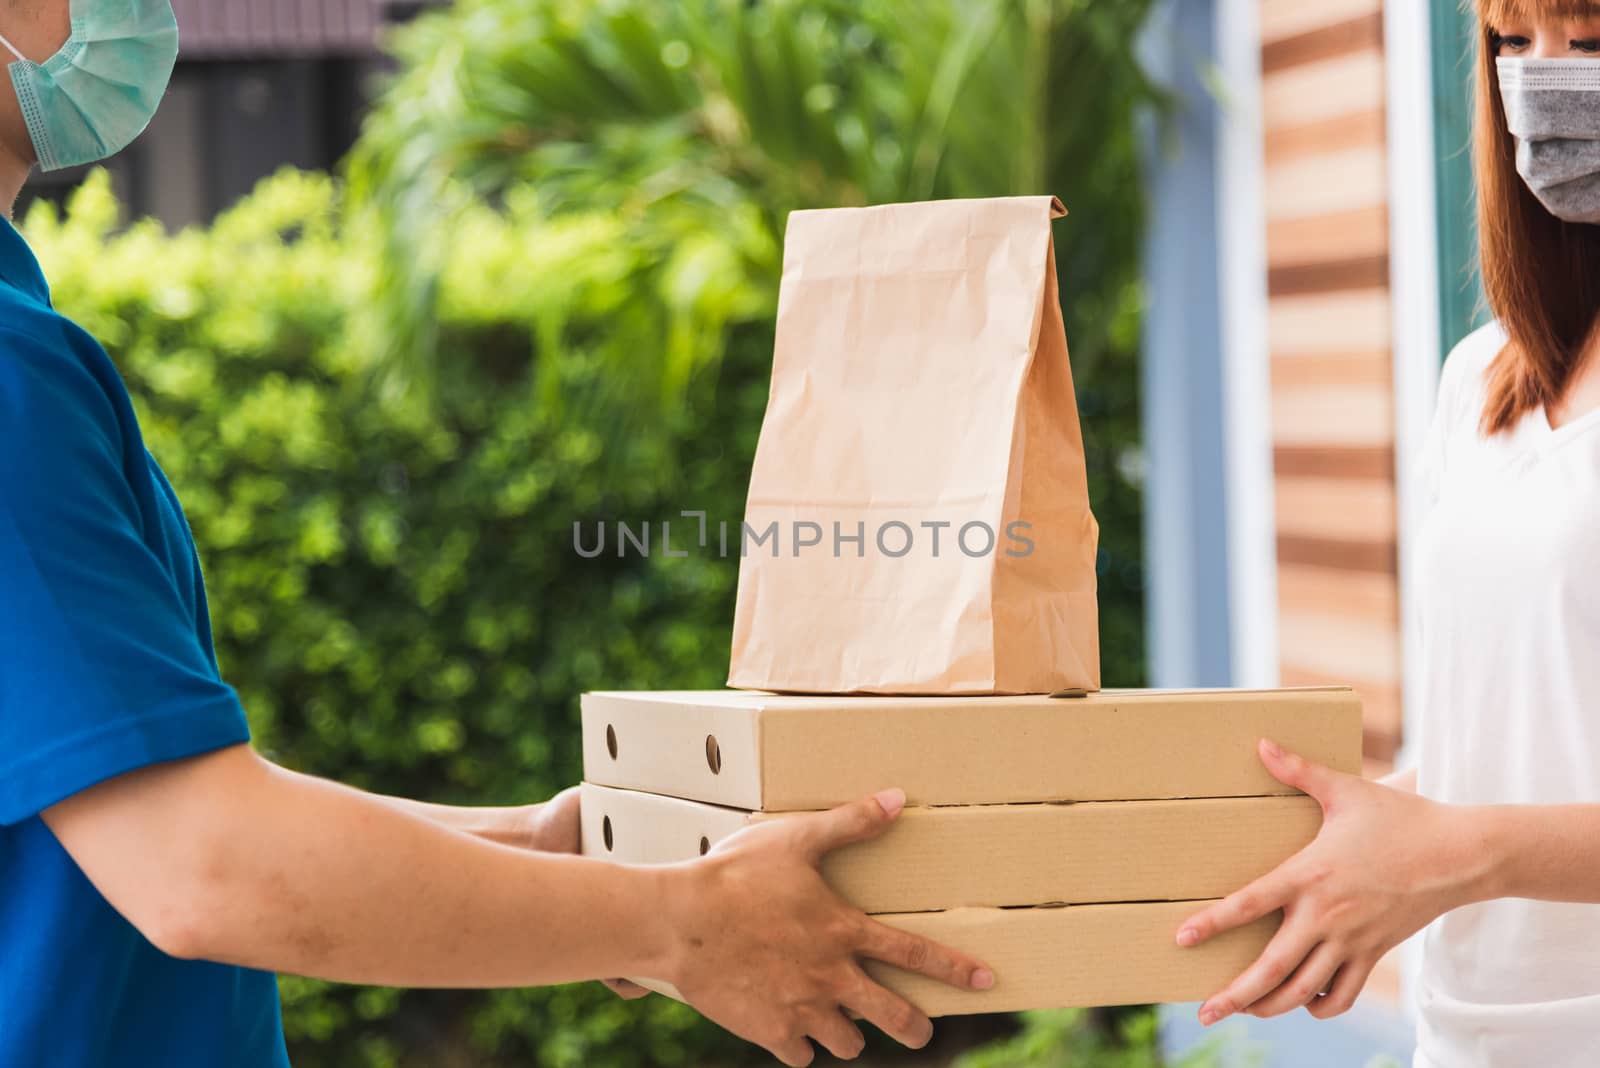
[1139, 0, 1234, 689]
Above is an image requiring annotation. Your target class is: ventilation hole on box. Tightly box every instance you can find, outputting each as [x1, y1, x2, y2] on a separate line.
[602, 815, 614, 852]
[605, 724, 618, 760]
[705, 734, 722, 775]
[699, 836, 710, 856]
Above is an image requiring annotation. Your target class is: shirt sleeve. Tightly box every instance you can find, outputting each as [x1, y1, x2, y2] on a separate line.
[1413, 324, 1499, 514]
[0, 328, 249, 825]
[1413, 357, 1462, 518]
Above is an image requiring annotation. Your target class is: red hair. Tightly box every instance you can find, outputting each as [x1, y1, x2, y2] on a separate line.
[1473, 0, 1600, 433]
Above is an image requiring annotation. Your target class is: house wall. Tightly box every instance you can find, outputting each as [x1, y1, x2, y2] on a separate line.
[14, 0, 418, 227]
[1141, 0, 1235, 691]
[169, 0, 381, 57]
[15, 59, 371, 229]
[1258, 0, 1403, 772]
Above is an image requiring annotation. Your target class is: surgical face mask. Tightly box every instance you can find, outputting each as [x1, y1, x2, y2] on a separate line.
[0, 0, 178, 173]
[1498, 57, 1600, 225]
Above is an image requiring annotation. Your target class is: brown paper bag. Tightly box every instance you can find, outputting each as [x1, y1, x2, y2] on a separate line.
[727, 195, 1099, 695]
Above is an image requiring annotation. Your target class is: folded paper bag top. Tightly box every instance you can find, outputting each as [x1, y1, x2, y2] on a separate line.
[728, 195, 1099, 696]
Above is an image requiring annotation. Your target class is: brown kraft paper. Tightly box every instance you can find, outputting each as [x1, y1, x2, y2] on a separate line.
[728, 195, 1099, 694]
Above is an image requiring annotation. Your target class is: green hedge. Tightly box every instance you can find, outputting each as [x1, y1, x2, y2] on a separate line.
[958, 1010, 1241, 1068]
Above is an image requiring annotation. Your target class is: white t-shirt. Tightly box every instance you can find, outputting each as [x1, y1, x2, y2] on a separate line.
[1412, 322, 1600, 1067]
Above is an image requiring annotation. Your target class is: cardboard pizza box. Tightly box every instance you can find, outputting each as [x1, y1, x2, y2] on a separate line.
[581, 782, 1320, 913]
[623, 900, 1274, 1017]
[581, 688, 1362, 810]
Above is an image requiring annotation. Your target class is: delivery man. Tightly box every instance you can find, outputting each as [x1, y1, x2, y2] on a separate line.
[0, 2, 992, 1066]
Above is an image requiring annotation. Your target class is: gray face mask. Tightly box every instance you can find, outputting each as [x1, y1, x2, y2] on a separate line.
[1497, 57, 1600, 224]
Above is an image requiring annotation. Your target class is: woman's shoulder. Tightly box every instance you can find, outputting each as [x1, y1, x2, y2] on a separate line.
[1444, 320, 1506, 381]
[1437, 320, 1508, 417]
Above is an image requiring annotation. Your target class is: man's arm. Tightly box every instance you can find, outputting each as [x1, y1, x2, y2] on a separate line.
[45, 745, 671, 988]
[374, 788, 579, 853]
[43, 744, 993, 1066]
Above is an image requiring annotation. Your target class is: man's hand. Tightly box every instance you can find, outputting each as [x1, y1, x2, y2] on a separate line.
[522, 786, 581, 855]
[664, 789, 994, 1066]
[1177, 740, 1490, 1026]
[376, 786, 580, 854]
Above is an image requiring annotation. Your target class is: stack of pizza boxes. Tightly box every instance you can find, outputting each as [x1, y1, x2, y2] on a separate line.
[579, 687, 1359, 1015]
[578, 197, 1363, 1015]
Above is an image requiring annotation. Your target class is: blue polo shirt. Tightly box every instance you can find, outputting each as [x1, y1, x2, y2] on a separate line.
[0, 217, 288, 1065]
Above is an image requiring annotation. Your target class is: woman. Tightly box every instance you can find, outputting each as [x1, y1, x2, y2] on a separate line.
[1183, 2, 1600, 1065]
[0, 3, 992, 1066]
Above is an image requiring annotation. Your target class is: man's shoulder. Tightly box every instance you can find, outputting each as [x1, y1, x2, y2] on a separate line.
[0, 280, 72, 343]
[0, 296, 123, 457]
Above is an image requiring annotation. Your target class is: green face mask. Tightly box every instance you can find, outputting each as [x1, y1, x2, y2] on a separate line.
[0, 0, 179, 172]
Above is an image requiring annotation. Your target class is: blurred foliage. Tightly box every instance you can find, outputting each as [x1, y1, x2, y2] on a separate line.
[26, 0, 1161, 1064]
[352, 0, 1159, 693]
[957, 1010, 1248, 1068]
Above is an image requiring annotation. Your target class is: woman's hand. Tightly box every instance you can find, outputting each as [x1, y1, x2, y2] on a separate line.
[1178, 740, 1493, 1026]
[665, 789, 994, 1066]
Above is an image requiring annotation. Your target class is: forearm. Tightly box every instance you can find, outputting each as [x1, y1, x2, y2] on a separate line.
[48, 749, 680, 988]
[214, 764, 668, 986]
[1470, 803, 1600, 905]
[375, 793, 540, 849]
[1381, 766, 1417, 793]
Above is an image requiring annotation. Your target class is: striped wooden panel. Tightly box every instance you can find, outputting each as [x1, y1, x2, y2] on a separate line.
[1270, 384, 1393, 447]
[1266, 110, 1388, 161]
[1263, 52, 1387, 132]
[1269, 289, 1393, 356]
[1263, 11, 1383, 71]
[1275, 477, 1396, 542]
[1270, 350, 1390, 387]
[1275, 445, 1395, 479]
[172, 0, 382, 57]
[1284, 668, 1404, 763]
[1259, 0, 1401, 765]
[1278, 609, 1399, 684]
[1277, 563, 1404, 761]
[1267, 207, 1389, 267]
[1265, 145, 1389, 220]
[1261, 0, 1382, 42]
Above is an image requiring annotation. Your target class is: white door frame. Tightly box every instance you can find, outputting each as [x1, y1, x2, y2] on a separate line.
[1385, 0, 1447, 1020]
[1215, 0, 1279, 689]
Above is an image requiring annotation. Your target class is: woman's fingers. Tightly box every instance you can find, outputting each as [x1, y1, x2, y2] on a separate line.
[806, 1009, 867, 1061]
[1258, 738, 1350, 808]
[1244, 941, 1342, 1019]
[843, 969, 935, 1049]
[1307, 957, 1373, 1019]
[1197, 918, 1318, 1025]
[1178, 867, 1293, 948]
[856, 919, 994, 992]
